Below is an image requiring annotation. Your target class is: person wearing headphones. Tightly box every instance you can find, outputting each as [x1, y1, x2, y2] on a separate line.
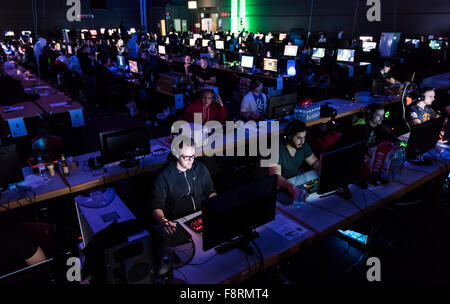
[240, 80, 268, 120]
[407, 87, 440, 126]
[181, 89, 227, 124]
[151, 136, 217, 234]
[268, 121, 320, 199]
[351, 104, 398, 148]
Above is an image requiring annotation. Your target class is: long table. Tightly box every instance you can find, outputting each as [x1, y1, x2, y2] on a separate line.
[174, 141, 450, 284]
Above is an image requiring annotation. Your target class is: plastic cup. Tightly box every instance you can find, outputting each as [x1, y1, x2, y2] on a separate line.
[47, 164, 55, 177]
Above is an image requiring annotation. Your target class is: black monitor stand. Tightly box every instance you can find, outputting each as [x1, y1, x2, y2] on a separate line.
[215, 230, 259, 255]
[408, 155, 433, 166]
[119, 152, 139, 168]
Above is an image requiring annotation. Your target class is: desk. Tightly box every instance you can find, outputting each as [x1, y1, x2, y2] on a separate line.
[422, 72, 450, 92]
[174, 210, 315, 284]
[0, 101, 44, 120]
[35, 95, 83, 115]
[0, 167, 69, 212]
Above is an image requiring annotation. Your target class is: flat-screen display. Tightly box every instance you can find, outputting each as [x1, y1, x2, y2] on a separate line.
[312, 48, 325, 58]
[263, 58, 278, 72]
[283, 45, 298, 57]
[241, 55, 254, 68]
[337, 49, 355, 62]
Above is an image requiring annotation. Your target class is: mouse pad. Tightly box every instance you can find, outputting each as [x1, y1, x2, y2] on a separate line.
[276, 189, 294, 205]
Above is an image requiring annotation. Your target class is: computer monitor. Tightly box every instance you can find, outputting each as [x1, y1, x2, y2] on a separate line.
[312, 48, 325, 59]
[81, 33, 85, 40]
[21, 31, 31, 36]
[202, 175, 277, 253]
[279, 33, 287, 41]
[429, 40, 443, 50]
[158, 45, 166, 55]
[337, 49, 355, 62]
[99, 126, 150, 168]
[318, 140, 366, 197]
[89, 30, 97, 36]
[214, 35, 220, 40]
[4, 31, 14, 37]
[406, 117, 445, 164]
[265, 36, 272, 43]
[263, 58, 278, 72]
[202, 39, 209, 47]
[359, 36, 373, 42]
[226, 36, 232, 41]
[283, 45, 298, 57]
[362, 41, 377, 52]
[128, 60, 138, 74]
[189, 38, 195, 46]
[405, 38, 420, 49]
[165, 37, 170, 45]
[215, 40, 224, 50]
[0, 144, 24, 190]
[67, 45, 72, 55]
[55, 43, 61, 51]
[266, 92, 297, 119]
[117, 55, 126, 69]
[240, 55, 254, 68]
[194, 34, 201, 40]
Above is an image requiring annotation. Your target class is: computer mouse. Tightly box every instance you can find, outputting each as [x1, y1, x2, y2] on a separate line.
[276, 189, 294, 205]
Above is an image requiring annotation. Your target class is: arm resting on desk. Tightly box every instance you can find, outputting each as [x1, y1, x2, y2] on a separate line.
[305, 154, 320, 171]
[268, 165, 297, 200]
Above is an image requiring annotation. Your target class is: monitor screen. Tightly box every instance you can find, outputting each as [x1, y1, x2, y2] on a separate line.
[194, 34, 201, 40]
[362, 41, 377, 52]
[337, 49, 355, 62]
[318, 140, 366, 195]
[165, 37, 170, 45]
[214, 35, 220, 40]
[0, 144, 24, 189]
[89, 30, 97, 36]
[99, 126, 150, 167]
[215, 40, 224, 50]
[117, 55, 126, 68]
[312, 48, 325, 58]
[226, 36, 232, 41]
[279, 33, 287, 41]
[359, 36, 373, 42]
[202, 39, 209, 47]
[81, 33, 85, 40]
[129, 60, 138, 74]
[158, 45, 166, 55]
[429, 40, 443, 50]
[241, 55, 254, 68]
[55, 43, 61, 51]
[283, 45, 298, 57]
[67, 45, 72, 55]
[263, 58, 278, 72]
[4, 31, 14, 37]
[265, 36, 272, 43]
[189, 38, 195, 46]
[405, 38, 420, 48]
[202, 175, 277, 251]
[21, 31, 31, 36]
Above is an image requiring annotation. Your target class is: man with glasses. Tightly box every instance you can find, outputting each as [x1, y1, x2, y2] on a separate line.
[151, 136, 216, 234]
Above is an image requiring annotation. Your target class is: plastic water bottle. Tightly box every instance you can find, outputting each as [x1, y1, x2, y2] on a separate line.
[37, 156, 47, 177]
[293, 105, 301, 121]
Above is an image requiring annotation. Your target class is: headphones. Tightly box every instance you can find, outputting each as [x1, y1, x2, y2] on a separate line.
[417, 87, 434, 102]
[365, 103, 384, 121]
[284, 120, 306, 143]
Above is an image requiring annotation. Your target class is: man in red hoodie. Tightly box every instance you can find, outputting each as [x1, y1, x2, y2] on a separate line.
[182, 89, 227, 124]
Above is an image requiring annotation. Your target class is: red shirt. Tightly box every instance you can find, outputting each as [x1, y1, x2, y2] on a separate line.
[182, 99, 227, 124]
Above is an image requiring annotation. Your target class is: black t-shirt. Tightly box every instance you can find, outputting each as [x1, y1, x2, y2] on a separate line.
[0, 216, 38, 276]
[196, 65, 215, 82]
[372, 71, 391, 94]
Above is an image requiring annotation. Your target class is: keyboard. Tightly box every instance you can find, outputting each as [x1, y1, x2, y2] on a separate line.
[304, 178, 319, 194]
[185, 215, 203, 233]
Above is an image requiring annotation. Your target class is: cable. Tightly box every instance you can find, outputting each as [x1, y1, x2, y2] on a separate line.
[174, 268, 189, 284]
[304, 199, 348, 219]
[251, 239, 264, 274]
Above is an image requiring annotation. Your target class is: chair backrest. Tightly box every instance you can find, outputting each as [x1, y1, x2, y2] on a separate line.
[31, 135, 64, 156]
[19, 222, 55, 258]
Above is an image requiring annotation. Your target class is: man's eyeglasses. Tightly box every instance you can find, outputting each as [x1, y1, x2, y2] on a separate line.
[180, 154, 195, 161]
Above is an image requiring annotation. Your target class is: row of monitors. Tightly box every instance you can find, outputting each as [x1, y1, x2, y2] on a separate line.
[158, 43, 299, 57]
[116, 55, 139, 74]
[312, 48, 356, 63]
[362, 35, 444, 50]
